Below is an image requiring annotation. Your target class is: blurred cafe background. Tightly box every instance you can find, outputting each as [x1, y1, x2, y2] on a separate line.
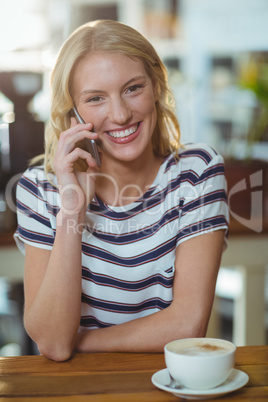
[0, 0, 268, 356]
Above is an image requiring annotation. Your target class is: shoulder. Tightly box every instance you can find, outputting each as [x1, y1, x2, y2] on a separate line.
[17, 166, 58, 198]
[162, 143, 224, 176]
[178, 143, 224, 175]
[179, 143, 223, 164]
[19, 166, 57, 186]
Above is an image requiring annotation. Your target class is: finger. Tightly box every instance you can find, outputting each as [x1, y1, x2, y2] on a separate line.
[81, 151, 99, 170]
[70, 116, 78, 128]
[65, 147, 98, 169]
[58, 126, 98, 155]
[70, 116, 94, 132]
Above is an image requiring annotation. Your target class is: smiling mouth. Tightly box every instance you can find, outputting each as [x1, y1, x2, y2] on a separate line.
[107, 123, 139, 138]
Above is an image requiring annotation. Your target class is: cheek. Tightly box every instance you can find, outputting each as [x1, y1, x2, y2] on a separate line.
[85, 105, 107, 131]
[140, 93, 158, 118]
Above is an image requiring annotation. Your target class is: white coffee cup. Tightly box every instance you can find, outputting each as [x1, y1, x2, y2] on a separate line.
[164, 338, 236, 390]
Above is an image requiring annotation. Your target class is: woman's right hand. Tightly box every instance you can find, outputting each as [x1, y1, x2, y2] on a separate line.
[53, 117, 100, 217]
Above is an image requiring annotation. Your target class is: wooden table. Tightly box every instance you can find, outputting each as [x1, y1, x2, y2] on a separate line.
[0, 346, 267, 401]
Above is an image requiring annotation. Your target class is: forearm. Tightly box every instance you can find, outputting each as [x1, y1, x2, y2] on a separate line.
[75, 303, 208, 354]
[24, 211, 84, 360]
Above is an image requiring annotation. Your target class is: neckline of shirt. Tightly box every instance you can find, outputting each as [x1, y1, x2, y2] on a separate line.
[93, 154, 175, 212]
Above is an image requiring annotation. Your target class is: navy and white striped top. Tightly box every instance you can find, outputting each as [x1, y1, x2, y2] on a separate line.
[15, 143, 229, 330]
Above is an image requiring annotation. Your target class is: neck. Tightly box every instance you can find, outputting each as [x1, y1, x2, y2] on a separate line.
[96, 151, 163, 206]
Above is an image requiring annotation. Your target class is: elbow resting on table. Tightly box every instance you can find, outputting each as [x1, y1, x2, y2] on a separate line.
[35, 336, 74, 362]
[38, 343, 73, 362]
[24, 323, 74, 361]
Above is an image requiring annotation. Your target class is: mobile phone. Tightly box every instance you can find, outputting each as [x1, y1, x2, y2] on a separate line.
[73, 106, 101, 167]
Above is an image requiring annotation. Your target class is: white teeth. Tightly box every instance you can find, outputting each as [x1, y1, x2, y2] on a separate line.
[108, 124, 138, 138]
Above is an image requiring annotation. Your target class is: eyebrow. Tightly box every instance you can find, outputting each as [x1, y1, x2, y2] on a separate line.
[79, 75, 147, 98]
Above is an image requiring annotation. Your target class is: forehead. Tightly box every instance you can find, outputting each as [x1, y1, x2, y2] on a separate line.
[72, 51, 148, 90]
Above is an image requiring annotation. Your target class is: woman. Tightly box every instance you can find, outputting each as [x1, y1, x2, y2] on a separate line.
[15, 20, 229, 361]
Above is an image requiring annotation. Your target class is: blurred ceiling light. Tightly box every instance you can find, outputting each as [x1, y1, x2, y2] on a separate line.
[0, 0, 48, 52]
[41, 48, 57, 69]
[2, 112, 15, 124]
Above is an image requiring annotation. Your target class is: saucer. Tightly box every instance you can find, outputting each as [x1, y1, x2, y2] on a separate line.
[151, 368, 249, 400]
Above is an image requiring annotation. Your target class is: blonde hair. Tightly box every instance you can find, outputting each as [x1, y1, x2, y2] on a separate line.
[40, 19, 181, 175]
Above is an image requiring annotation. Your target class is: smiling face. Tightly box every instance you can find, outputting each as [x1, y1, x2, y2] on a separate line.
[71, 51, 158, 167]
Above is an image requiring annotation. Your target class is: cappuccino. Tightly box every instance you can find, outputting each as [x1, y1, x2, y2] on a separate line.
[171, 343, 229, 356]
[164, 338, 236, 390]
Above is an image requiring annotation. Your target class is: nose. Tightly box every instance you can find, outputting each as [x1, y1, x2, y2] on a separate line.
[108, 97, 132, 125]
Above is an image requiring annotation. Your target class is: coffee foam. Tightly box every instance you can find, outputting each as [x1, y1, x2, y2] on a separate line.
[168, 340, 232, 356]
[172, 344, 229, 356]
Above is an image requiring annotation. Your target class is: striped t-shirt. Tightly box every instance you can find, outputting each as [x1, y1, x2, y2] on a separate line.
[15, 143, 229, 330]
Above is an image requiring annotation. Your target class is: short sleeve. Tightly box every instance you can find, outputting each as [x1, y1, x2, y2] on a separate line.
[176, 144, 229, 246]
[14, 167, 59, 254]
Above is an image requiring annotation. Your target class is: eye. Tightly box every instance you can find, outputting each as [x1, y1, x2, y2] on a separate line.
[86, 96, 103, 103]
[126, 84, 144, 94]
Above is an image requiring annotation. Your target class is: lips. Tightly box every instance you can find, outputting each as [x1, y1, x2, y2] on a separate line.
[107, 123, 139, 138]
[105, 123, 141, 144]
